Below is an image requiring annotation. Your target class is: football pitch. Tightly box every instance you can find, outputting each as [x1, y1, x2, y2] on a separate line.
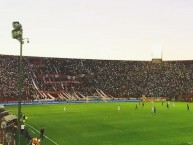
[5, 102, 193, 145]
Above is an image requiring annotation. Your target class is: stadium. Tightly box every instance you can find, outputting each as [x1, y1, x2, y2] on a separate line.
[1, 1, 193, 145]
[0, 55, 193, 145]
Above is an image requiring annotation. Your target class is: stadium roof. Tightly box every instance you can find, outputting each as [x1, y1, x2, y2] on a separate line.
[2, 114, 17, 122]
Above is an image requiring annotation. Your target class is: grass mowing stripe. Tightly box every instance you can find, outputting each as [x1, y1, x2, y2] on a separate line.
[25, 122, 59, 145]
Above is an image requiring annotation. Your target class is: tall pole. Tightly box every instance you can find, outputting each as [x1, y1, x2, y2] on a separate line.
[12, 21, 24, 145]
[17, 39, 23, 145]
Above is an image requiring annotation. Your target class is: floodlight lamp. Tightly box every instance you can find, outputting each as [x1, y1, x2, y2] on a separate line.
[12, 30, 23, 39]
[12, 22, 22, 30]
[26, 38, 29, 43]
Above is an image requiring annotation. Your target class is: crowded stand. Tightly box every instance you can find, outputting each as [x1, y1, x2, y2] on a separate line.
[0, 54, 193, 102]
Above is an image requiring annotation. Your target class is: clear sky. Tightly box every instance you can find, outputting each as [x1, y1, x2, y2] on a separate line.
[0, 0, 193, 60]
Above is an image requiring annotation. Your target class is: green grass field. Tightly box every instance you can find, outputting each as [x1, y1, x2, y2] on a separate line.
[5, 102, 193, 145]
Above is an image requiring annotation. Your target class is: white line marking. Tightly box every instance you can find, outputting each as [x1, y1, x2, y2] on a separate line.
[25, 122, 59, 145]
[29, 128, 35, 134]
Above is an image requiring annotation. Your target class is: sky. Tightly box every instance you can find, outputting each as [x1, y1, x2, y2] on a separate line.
[0, 0, 193, 60]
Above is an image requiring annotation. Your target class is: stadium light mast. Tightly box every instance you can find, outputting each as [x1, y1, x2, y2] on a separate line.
[12, 21, 28, 145]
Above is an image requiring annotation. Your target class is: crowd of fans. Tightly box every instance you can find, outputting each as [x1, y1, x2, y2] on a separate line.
[0, 55, 34, 102]
[1, 54, 193, 101]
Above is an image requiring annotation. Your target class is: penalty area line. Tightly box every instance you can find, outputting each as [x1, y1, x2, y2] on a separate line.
[25, 122, 59, 145]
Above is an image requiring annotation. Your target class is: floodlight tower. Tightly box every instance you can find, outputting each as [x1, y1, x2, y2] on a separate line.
[12, 21, 28, 145]
[151, 46, 162, 63]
